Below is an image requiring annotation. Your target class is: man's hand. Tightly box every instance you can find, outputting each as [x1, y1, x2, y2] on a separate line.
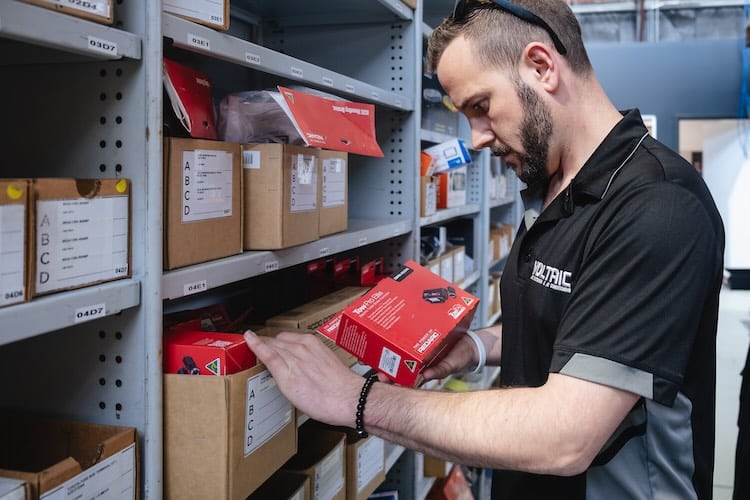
[243, 329, 363, 428]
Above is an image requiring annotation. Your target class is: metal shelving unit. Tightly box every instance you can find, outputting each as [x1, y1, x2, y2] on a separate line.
[0, 0, 519, 498]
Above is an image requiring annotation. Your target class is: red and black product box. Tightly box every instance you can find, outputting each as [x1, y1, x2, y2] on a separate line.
[318, 260, 478, 386]
[164, 330, 256, 376]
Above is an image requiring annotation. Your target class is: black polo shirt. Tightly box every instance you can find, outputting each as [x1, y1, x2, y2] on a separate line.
[493, 109, 724, 500]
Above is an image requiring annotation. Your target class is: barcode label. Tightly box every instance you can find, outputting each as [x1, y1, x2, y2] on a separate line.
[378, 347, 400, 377]
[243, 150, 261, 169]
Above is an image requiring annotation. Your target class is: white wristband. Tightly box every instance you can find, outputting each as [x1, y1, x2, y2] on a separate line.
[465, 329, 486, 374]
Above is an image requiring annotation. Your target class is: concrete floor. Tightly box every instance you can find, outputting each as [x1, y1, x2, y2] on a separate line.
[713, 287, 750, 500]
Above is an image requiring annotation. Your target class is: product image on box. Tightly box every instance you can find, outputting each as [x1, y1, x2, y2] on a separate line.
[422, 286, 456, 304]
[318, 260, 478, 386]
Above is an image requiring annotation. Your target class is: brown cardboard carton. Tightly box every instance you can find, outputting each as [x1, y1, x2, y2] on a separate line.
[345, 432, 385, 500]
[0, 414, 138, 500]
[0, 180, 30, 308]
[424, 454, 451, 478]
[242, 144, 319, 250]
[162, 0, 229, 31]
[164, 363, 296, 500]
[283, 422, 346, 500]
[420, 176, 437, 218]
[319, 149, 348, 236]
[247, 469, 309, 500]
[21, 0, 113, 25]
[305, 422, 384, 500]
[29, 178, 131, 297]
[263, 286, 369, 367]
[163, 138, 243, 270]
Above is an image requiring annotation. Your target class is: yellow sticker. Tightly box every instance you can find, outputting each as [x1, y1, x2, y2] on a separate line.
[6, 184, 23, 200]
[115, 179, 128, 193]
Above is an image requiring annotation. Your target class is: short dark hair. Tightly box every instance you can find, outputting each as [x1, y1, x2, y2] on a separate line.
[426, 0, 592, 76]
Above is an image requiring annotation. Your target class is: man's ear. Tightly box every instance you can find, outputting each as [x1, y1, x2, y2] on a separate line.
[522, 42, 559, 92]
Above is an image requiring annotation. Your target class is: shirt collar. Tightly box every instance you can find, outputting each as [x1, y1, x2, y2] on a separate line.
[571, 108, 650, 201]
[520, 108, 650, 227]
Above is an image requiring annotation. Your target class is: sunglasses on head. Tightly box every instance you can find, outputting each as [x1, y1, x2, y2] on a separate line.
[452, 0, 567, 55]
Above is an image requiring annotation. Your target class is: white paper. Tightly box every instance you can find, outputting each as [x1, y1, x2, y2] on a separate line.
[41, 443, 135, 500]
[322, 158, 346, 208]
[244, 370, 293, 456]
[35, 196, 129, 294]
[314, 444, 344, 500]
[0, 204, 25, 306]
[182, 150, 234, 222]
[356, 437, 385, 491]
[290, 154, 317, 213]
[163, 0, 224, 25]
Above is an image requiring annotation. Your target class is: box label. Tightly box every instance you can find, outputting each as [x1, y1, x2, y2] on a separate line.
[0, 204, 25, 306]
[314, 445, 344, 500]
[242, 150, 261, 169]
[322, 158, 345, 208]
[163, 0, 224, 25]
[357, 437, 385, 491]
[378, 346, 401, 377]
[245, 370, 293, 456]
[182, 149, 234, 222]
[35, 196, 129, 294]
[290, 154, 317, 213]
[38, 0, 111, 16]
[41, 443, 135, 500]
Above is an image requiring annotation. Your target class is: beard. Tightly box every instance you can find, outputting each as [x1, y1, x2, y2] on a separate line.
[492, 78, 553, 188]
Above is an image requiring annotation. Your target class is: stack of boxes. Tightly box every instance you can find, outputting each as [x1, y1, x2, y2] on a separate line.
[0, 178, 132, 310]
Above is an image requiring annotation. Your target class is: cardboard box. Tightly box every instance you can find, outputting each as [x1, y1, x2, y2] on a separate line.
[242, 143, 319, 250]
[0, 414, 137, 500]
[420, 176, 437, 218]
[30, 178, 131, 297]
[163, 138, 242, 270]
[424, 140, 470, 174]
[440, 249, 454, 283]
[247, 469, 309, 500]
[164, 364, 297, 500]
[319, 149, 348, 236]
[264, 286, 369, 367]
[162, 0, 229, 31]
[0, 180, 29, 308]
[318, 260, 479, 386]
[436, 166, 467, 209]
[452, 246, 466, 284]
[345, 432, 385, 500]
[426, 465, 473, 500]
[22, 0, 113, 25]
[0, 477, 27, 500]
[164, 330, 256, 375]
[427, 256, 442, 277]
[283, 422, 346, 500]
[424, 455, 452, 478]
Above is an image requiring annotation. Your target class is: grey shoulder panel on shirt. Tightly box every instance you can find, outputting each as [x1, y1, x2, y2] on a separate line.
[558, 352, 653, 399]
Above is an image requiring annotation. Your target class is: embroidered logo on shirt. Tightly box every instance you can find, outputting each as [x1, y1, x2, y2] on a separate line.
[530, 260, 572, 293]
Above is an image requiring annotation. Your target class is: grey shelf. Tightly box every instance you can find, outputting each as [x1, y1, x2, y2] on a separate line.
[458, 270, 481, 290]
[232, 0, 412, 24]
[162, 13, 413, 111]
[0, 1, 142, 60]
[420, 204, 480, 227]
[161, 218, 413, 300]
[0, 279, 141, 347]
[420, 128, 457, 145]
[490, 196, 516, 209]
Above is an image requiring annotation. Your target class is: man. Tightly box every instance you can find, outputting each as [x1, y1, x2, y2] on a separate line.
[244, 1, 724, 498]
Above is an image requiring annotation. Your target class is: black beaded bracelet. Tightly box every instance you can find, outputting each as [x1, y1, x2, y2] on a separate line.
[356, 370, 379, 438]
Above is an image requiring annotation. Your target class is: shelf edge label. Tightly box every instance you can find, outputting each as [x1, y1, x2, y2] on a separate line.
[87, 35, 118, 57]
[74, 303, 106, 324]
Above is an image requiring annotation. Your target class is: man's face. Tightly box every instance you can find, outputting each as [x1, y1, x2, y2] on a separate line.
[505, 77, 553, 187]
[436, 36, 553, 187]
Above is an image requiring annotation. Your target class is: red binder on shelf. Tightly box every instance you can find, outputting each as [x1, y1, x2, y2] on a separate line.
[163, 58, 218, 140]
[275, 86, 384, 157]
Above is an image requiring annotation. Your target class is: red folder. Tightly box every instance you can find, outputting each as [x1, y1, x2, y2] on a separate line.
[276, 86, 384, 157]
[163, 58, 218, 140]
